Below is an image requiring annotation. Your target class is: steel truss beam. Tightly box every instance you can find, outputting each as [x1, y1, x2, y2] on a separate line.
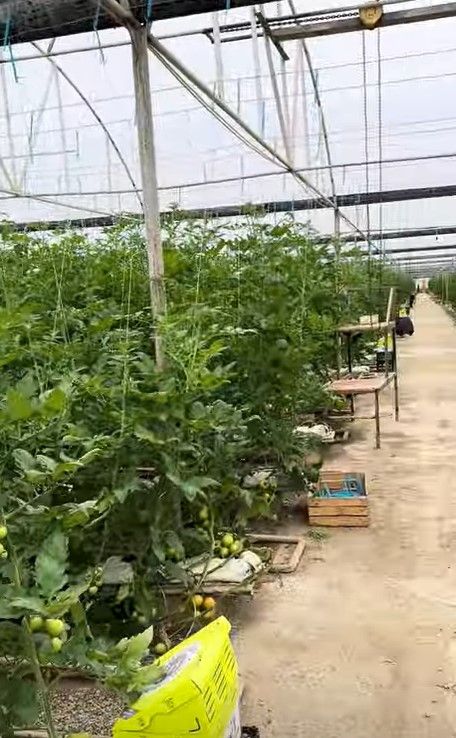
[370, 244, 456, 256]
[8, 182, 456, 231]
[272, 2, 456, 41]
[324, 225, 456, 243]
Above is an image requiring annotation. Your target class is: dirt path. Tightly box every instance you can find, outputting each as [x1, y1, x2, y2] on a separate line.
[237, 294, 456, 738]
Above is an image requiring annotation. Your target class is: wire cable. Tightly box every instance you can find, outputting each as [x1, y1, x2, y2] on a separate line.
[361, 31, 375, 312]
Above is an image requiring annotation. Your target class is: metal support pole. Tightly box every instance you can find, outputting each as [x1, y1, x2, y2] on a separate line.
[212, 11, 225, 99]
[250, 6, 264, 133]
[263, 29, 292, 161]
[129, 26, 166, 369]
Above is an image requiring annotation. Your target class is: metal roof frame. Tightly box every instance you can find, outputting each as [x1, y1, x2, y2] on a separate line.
[0, 0, 277, 46]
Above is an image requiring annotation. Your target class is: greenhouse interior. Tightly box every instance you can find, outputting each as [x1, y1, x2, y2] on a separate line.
[1, 1, 456, 737]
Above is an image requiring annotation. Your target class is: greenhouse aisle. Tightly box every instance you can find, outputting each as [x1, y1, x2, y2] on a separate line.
[236, 293, 456, 738]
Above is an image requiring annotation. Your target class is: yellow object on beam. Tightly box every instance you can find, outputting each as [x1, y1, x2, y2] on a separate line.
[359, 3, 383, 29]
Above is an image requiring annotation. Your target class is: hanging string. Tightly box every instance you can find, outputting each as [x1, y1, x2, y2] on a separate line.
[377, 29, 384, 284]
[260, 100, 266, 138]
[93, 0, 106, 65]
[146, 0, 154, 22]
[3, 15, 18, 83]
[362, 32, 373, 315]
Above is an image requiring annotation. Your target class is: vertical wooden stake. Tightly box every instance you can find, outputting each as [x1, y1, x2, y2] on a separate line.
[334, 208, 342, 377]
[129, 26, 166, 370]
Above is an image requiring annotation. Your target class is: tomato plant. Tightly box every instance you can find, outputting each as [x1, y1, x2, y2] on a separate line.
[0, 218, 411, 731]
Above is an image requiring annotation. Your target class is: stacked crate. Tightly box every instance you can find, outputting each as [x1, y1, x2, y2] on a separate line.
[308, 471, 369, 527]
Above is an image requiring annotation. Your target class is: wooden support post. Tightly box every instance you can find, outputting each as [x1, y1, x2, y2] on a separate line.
[334, 208, 342, 377]
[385, 286, 395, 324]
[129, 26, 166, 369]
[384, 327, 389, 377]
[374, 390, 380, 449]
[392, 328, 399, 420]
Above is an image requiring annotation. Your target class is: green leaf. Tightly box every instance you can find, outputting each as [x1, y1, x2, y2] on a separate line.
[59, 501, 98, 529]
[120, 626, 154, 666]
[102, 556, 134, 585]
[42, 386, 67, 413]
[0, 622, 27, 657]
[135, 427, 167, 446]
[128, 663, 163, 692]
[0, 674, 41, 728]
[0, 599, 19, 619]
[52, 460, 81, 480]
[177, 475, 219, 502]
[35, 527, 68, 598]
[6, 389, 33, 421]
[112, 478, 141, 503]
[45, 582, 90, 617]
[13, 448, 35, 473]
[78, 448, 101, 466]
[25, 469, 46, 484]
[37, 455, 57, 472]
[9, 595, 47, 616]
[191, 401, 206, 418]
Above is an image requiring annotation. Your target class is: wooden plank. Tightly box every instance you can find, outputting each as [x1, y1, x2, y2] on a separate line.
[386, 287, 396, 324]
[309, 516, 369, 527]
[249, 533, 300, 543]
[270, 539, 306, 574]
[310, 506, 367, 517]
[309, 497, 368, 508]
[319, 471, 346, 483]
[337, 320, 394, 334]
[129, 25, 166, 369]
[328, 374, 395, 395]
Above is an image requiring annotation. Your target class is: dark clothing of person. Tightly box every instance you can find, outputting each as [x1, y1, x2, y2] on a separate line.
[408, 293, 416, 309]
[395, 316, 414, 337]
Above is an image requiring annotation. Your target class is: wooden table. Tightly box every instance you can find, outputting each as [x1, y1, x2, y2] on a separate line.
[328, 374, 398, 449]
[338, 320, 397, 375]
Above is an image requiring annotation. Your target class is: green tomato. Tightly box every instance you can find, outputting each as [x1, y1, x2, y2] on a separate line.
[29, 616, 44, 633]
[45, 619, 65, 637]
[88, 585, 98, 595]
[221, 533, 234, 548]
[0, 525, 7, 540]
[0, 543, 5, 555]
[0, 550, 7, 560]
[51, 637, 63, 653]
[166, 548, 178, 561]
[198, 507, 209, 521]
[220, 547, 230, 558]
[230, 541, 243, 556]
[154, 642, 167, 656]
[137, 615, 147, 626]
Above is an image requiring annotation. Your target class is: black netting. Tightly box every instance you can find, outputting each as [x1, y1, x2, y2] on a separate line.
[0, 0, 264, 45]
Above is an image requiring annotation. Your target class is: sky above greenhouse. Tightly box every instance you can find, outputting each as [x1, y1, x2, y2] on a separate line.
[1, 0, 456, 262]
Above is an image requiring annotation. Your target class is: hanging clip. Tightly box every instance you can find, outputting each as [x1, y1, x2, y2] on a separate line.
[146, 0, 153, 23]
